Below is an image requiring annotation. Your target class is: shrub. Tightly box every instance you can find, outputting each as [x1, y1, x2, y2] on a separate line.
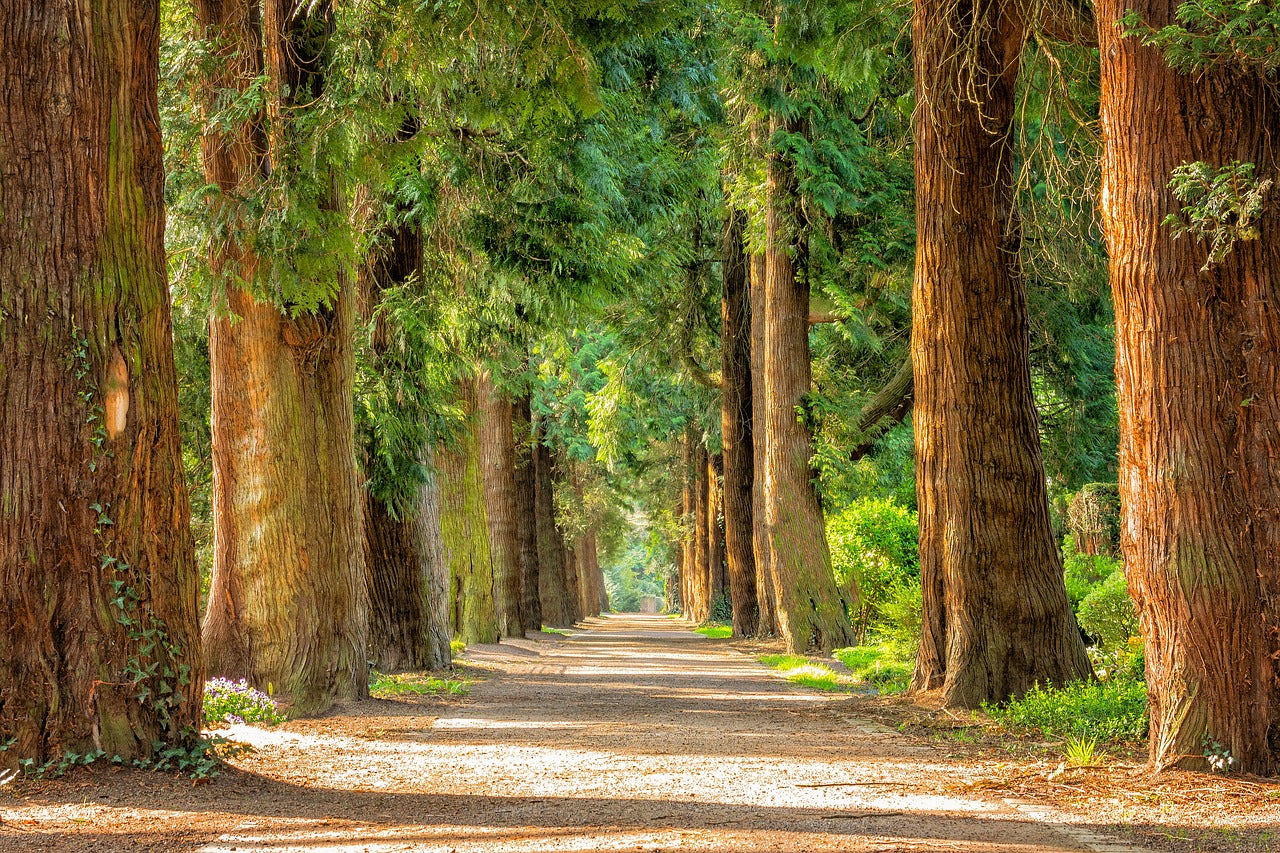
[827, 498, 918, 640]
[983, 678, 1148, 742]
[203, 678, 285, 726]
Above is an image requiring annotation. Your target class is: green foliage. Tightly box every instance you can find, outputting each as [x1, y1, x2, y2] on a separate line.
[1122, 0, 1280, 73]
[368, 672, 470, 697]
[833, 644, 913, 694]
[984, 678, 1149, 743]
[827, 498, 918, 640]
[695, 624, 732, 639]
[1163, 160, 1273, 271]
[203, 678, 286, 726]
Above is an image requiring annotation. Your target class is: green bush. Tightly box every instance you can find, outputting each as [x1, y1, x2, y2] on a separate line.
[983, 678, 1149, 743]
[1078, 569, 1140, 652]
[827, 498, 918, 640]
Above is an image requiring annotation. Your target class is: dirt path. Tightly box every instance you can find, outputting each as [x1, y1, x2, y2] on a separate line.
[2, 614, 1151, 852]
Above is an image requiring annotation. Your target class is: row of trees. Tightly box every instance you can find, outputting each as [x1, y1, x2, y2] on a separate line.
[1, 0, 1276, 779]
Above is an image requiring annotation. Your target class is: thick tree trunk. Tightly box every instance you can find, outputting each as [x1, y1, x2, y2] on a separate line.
[440, 380, 498, 646]
[363, 463, 449, 671]
[198, 0, 368, 716]
[513, 396, 541, 632]
[910, 0, 1091, 706]
[762, 116, 855, 653]
[534, 425, 574, 626]
[1096, 0, 1280, 774]
[749, 253, 779, 637]
[721, 211, 760, 637]
[478, 371, 524, 637]
[0, 0, 204, 764]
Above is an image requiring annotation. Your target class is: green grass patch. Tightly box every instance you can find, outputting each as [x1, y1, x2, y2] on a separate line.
[369, 671, 470, 698]
[694, 624, 732, 639]
[833, 644, 913, 694]
[983, 677, 1148, 743]
[757, 654, 852, 692]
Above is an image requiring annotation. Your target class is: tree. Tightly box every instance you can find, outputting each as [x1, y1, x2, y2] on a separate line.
[196, 0, 368, 715]
[1096, 0, 1280, 773]
[909, 0, 1091, 705]
[0, 0, 203, 762]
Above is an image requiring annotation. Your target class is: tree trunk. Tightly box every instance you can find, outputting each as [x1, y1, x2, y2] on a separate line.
[534, 424, 574, 626]
[478, 371, 524, 638]
[762, 115, 855, 653]
[721, 210, 760, 637]
[363, 462, 449, 671]
[750, 253, 779, 637]
[1096, 0, 1280, 774]
[0, 0, 204, 764]
[910, 0, 1091, 706]
[513, 396, 541, 632]
[198, 0, 368, 715]
[440, 379, 498, 646]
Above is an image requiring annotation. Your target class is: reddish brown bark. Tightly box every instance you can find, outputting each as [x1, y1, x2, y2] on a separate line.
[721, 211, 760, 636]
[749, 253, 779, 637]
[1097, 0, 1280, 773]
[0, 0, 204, 763]
[197, 0, 368, 715]
[513, 395, 541, 632]
[910, 0, 1091, 706]
[478, 371, 524, 638]
[762, 115, 855, 653]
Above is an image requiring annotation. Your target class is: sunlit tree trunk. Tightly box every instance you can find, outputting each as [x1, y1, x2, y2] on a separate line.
[0, 0, 204, 763]
[910, 0, 1091, 706]
[750, 253, 779, 637]
[478, 371, 524, 637]
[763, 114, 855, 653]
[514, 395, 541, 632]
[198, 0, 367, 714]
[1097, 0, 1280, 774]
[721, 210, 760, 636]
[440, 379, 498, 646]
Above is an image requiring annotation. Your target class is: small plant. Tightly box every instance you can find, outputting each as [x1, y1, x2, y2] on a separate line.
[694, 624, 731, 639]
[203, 677, 286, 726]
[1203, 734, 1238, 774]
[368, 671, 469, 697]
[1064, 734, 1102, 767]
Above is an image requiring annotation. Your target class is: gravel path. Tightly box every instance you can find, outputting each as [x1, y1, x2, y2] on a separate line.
[2, 613, 1131, 852]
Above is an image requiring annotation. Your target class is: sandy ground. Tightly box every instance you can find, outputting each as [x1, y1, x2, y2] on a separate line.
[0, 614, 1273, 852]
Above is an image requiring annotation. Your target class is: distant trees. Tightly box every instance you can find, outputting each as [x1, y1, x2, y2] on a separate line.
[0, 0, 203, 763]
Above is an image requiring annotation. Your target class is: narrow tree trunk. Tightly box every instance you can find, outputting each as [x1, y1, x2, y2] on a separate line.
[762, 115, 855, 653]
[721, 211, 760, 636]
[534, 424, 573, 626]
[478, 371, 524, 637]
[0, 0, 204, 763]
[197, 0, 368, 716]
[750, 253, 779, 637]
[440, 380, 498, 646]
[910, 0, 1091, 706]
[513, 395, 541, 632]
[1096, 0, 1280, 774]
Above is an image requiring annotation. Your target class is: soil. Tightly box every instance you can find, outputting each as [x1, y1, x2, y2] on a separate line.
[1, 614, 1275, 852]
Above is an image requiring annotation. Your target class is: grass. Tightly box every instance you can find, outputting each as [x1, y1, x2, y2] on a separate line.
[982, 677, 1148, 743]
[369, 671, 470, 698]
[833, 644, 913, 694]
[694, 624, 731, 639]
[757, 654, 853, 692]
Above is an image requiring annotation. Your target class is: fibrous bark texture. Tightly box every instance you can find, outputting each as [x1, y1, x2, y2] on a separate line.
[513, 396, 542, 632]
[198, 0, 368, 716]
[440, 380, 498, 646]
[910, 0, 1091, 706]
[0, 0, 204, 763]
[721, 211, 759, 637]
[749, 253, 779, 637]
[478, 371, 524, 637]
[1097, 0, 1280, 774]
[762, 116, 855, 653]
